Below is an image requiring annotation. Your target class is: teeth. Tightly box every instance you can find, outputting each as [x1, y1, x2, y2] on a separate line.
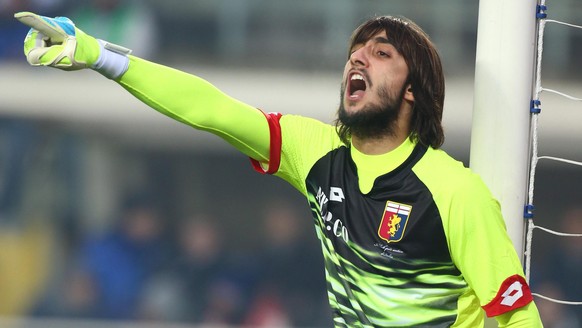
[351, 73, 364, 81]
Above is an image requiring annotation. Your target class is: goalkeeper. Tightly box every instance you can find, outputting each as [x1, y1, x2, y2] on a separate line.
[15, 12, 543, 327]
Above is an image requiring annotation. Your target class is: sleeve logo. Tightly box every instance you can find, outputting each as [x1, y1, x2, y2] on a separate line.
[482, 275, 533, 317]
[500, 281, 523, 306]
[378, 201, 412, 243]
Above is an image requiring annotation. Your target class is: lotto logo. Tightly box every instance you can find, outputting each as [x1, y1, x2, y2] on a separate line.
[482, 275, 533, 317]
[500, 281, 523, 306]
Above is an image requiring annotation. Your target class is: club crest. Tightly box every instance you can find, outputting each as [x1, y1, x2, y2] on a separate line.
[378, 201, 412, 243]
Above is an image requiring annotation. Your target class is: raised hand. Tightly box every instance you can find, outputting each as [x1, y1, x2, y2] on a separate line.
[15, 11, 131, 79]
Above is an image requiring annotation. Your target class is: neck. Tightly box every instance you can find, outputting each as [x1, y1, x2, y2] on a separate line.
[352, 132, 409, 155]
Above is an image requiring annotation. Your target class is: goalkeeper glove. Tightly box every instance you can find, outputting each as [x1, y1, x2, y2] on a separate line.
[14, 11, 132, 79]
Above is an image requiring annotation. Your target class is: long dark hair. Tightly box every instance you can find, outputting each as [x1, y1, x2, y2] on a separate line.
[336, 16, 445, 149]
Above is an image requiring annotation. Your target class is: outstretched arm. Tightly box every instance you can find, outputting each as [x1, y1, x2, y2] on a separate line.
[117, 56, 270, 162]
[14, 11, 271, 162]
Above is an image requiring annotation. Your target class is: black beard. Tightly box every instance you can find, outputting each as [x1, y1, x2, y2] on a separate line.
[337, 83, 406, 141]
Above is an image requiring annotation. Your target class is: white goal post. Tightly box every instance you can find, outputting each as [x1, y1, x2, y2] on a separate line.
[470, 0, 538, 263]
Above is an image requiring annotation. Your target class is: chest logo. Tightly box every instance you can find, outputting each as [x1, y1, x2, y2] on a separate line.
[378, 201, 412, 243]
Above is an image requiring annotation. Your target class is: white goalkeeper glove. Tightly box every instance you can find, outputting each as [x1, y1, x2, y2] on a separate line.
[14, 11, 132, 79]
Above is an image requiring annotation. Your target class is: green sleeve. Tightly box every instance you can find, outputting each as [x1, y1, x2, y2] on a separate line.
[496, 303, 543, 327]
[444, 174, 525, 295]
[414, 149, 541, 324]
[443, 174, 541, 325]
[116, 56, 270, 161]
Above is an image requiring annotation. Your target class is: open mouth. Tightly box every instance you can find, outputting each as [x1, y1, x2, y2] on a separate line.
[348, 72, 367, 99]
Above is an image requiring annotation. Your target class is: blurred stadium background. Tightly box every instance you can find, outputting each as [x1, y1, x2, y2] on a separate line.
[0, 0, 581, 327]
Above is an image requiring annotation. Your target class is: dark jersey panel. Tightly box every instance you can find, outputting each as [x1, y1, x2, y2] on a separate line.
[305, 144, 467, 327]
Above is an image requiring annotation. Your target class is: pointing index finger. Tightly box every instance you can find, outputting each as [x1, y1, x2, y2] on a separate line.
[14, 11, 70, 43]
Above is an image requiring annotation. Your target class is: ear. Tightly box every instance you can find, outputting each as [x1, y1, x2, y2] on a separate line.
[404, 84, 415, 102]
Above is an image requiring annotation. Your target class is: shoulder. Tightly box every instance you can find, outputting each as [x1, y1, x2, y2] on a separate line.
[276, 115, 344, 193]
[413, 147, 500, 237]
[280, 114, 337, 136]
[414, 147, 490, 198]
[279, 114, 344, 157]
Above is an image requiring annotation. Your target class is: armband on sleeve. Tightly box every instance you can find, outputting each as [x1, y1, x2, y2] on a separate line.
[483, 275, 533, 317]
[250, 111, 283, 175]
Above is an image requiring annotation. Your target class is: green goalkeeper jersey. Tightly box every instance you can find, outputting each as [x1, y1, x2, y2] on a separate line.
[117, 56, 540, 327]
[259, 113, 533, 327]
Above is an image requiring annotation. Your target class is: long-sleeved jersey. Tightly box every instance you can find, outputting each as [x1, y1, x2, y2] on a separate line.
[116, 56, 542, 327]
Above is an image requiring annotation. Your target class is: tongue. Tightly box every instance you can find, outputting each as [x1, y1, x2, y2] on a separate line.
[351, 90, 366, 98]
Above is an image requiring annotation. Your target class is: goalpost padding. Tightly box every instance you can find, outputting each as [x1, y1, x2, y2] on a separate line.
[470, 0, 538, 262]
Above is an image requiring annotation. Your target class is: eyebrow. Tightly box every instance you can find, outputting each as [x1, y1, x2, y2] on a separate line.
[353, 36, 395, 50]
[349, 35, 397, 55]
[372, 36, 392, 45]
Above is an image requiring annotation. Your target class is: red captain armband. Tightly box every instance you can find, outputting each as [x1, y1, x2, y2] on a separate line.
[482, 274, 533, 317]
[250, 111, 283, 175]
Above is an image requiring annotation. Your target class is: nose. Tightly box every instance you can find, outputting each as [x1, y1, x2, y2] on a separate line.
[349, 45, 369, 67]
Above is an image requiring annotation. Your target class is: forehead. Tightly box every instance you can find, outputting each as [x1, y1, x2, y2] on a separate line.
[354, 30, 390, 46]
[352, 27, 383, 44]
[350, 28, 401, 53]
[349, 30, 401, 57]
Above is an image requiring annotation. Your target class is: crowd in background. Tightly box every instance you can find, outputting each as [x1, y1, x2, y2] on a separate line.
[1, 0, 159, 61]
[530, 207, 582, 328]
[3, 0, 582, 76]
[1, 0, 581, 327]
[0, 117, 333, 326]
[27, 192, 331, 326]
